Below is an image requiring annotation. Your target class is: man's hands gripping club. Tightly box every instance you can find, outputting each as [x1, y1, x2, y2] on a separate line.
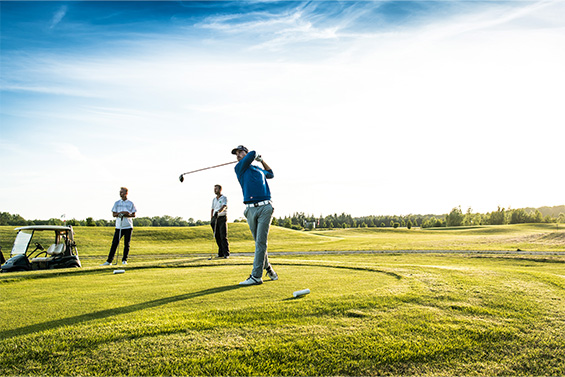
[254, 154, 271, 171]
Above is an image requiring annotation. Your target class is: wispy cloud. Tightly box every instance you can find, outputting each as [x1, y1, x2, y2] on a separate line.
[415, 0, 564, 43]
[196, 5, 308, 32]
[49, 5, 67, 29]
[195, 2, 358, 50]
[2, 84, 95, 98]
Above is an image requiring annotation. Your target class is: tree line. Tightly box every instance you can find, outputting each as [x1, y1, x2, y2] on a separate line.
[0, 213, 212, 227]
[1, 205, 564, 229]
[274, 205, 565, 230]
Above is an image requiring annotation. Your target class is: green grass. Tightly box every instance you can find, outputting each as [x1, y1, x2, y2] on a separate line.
[1, 224, 564, 375]
[1, 223, 564, 266]
[1, 253, 564, 376]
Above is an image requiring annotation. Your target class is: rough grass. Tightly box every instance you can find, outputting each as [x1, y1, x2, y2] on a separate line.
[1, 253, 564, 376]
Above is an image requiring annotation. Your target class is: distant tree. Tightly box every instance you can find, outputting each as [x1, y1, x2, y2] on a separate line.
[422, 217, 445, 228]
[271, 217, 278, 226]
[46, 218, 63, 226]
[86, 217, 96, 227]
[557, 213, 565, 229]
[0, 212, 10, 225]
[3, 213, 27, 226]
[407, 220, 412, 230]
[380, 222, 386, 227]
[464, 207, 480, 226]
[283, 218, 292, 229]
[510, 209, 528, 224]
[393, 222, 399, 228]
[133, 217, 152, 227]
[532, 210, 543, 223]
[487, 207, 506, 225]
[446, 206, 464, 227]
[544, 215, 553, 224]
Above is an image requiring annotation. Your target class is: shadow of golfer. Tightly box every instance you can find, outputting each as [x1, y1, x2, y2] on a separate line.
[1, 284, 242, 339]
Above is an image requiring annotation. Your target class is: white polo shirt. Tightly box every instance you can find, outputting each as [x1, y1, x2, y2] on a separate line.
[112, 199, 137, 229]
[212, 195, 228, 217]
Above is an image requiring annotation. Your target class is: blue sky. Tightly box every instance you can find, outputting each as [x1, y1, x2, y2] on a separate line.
[1, 1, 564, 222]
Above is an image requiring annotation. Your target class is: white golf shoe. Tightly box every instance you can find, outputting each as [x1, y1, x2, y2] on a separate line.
[122, 261, 127, 265]
[266, 268, 278, 281]
[100, 261, 111, 266]
[239, 275, 263, 286]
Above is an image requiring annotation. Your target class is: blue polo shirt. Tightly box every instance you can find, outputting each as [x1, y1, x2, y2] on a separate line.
[234, 151, 274, 204]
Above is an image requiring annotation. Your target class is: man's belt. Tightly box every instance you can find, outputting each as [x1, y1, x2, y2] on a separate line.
[246, 200, 272, 208]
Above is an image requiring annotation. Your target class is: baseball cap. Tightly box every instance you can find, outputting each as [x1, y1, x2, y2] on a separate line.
[231, 145, 249, 154]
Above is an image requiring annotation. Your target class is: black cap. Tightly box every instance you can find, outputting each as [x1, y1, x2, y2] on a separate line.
[231, 145, 249, 154]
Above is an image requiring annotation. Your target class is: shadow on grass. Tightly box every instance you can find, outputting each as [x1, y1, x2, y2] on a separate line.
[276, 262, 403, 280]
[1, 284, 242, 339]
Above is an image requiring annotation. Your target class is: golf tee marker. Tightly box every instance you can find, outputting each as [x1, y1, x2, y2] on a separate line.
[293, 288, 310, 298]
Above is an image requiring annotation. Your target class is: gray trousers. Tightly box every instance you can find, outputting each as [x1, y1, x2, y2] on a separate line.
[244, 203, 273, 278]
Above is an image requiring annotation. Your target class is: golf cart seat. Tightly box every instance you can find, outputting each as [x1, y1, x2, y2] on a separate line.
[31, 256, 54, 263]
[46, 243, 65, 255]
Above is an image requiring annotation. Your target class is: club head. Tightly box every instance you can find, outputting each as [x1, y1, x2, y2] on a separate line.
[179, 175, 184, 183]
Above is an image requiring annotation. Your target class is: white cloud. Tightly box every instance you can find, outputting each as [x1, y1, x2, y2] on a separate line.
[49, 5, 67, 29]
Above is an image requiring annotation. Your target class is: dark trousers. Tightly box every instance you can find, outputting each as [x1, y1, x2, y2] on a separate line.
[107, 228, 132, 263]
[211, 216, 230, 257]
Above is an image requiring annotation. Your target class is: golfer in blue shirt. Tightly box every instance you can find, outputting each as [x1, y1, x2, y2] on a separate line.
[232, 145, 278, 285]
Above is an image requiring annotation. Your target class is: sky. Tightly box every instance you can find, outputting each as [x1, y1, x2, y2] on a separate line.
[1, 0, 564, 222]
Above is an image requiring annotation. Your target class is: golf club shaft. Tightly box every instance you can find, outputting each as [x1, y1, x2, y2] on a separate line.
[212, 215, 218, 258]
[180, 161, 236, 177]
[116, 226, 122, 265]
[116, 215, 125, 265]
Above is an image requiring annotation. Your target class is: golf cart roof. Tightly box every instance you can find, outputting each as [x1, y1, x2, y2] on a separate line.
[15, 225, 73, 232]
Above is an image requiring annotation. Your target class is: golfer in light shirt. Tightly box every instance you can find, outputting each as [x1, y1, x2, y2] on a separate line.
[101, 187, 136, 266]
[232, 145, 278, 286]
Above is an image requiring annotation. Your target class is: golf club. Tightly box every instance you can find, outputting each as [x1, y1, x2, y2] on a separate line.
[115, 214, 123, 266]
[209, 213, 218, 260]
[179, 161, 237, 182]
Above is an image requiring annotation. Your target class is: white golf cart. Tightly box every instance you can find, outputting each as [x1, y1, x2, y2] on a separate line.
[1, 225, 81, 272]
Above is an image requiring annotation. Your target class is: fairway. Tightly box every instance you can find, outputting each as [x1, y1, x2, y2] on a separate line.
[2, 223, 564, 264]
[1, 252, 564, 376]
